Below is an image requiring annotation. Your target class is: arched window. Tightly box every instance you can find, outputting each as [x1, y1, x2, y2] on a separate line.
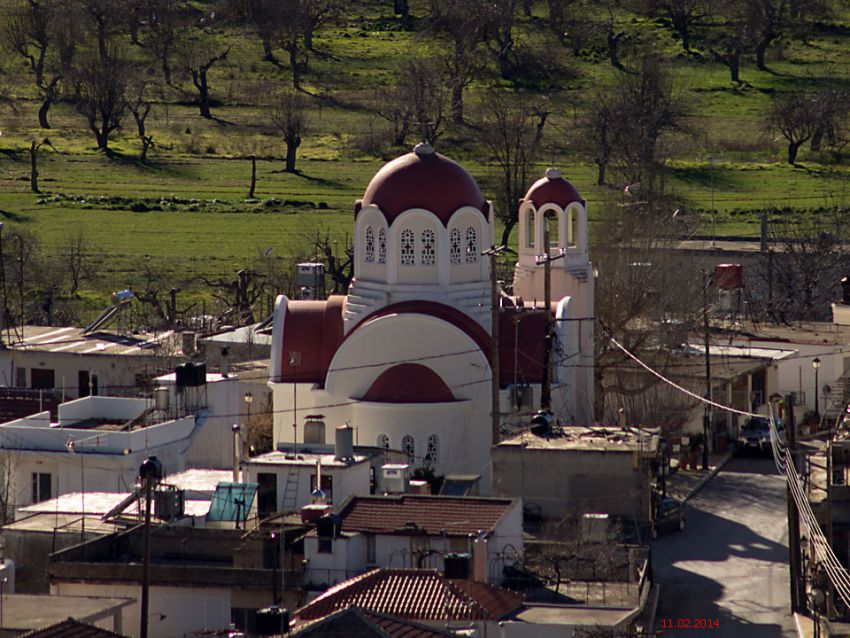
[425, 434, 439, 465]
[526, 211, 535, 248]
[401, 229, 415, 265]
[364, 226, 375, 263]
[377, 433, 390, 450]
[421, 229, 435, 265]
[465, 227, 478, 264]
[402, 435, 415, 464]
[450, 228, 462, 265]
[378, 228, 387, 264]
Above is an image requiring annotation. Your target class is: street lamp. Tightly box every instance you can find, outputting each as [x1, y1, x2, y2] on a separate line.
[813, 358, 822, 417]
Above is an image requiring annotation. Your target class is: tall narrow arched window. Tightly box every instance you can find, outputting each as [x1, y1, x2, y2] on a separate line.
[450, 228, 462, 265]
[526, 211, 535, 248]
[425, 434, 440, 465]
[377, 433, 390, 450]
[421, 229, 435, 265]
[402, 435, 415, 464]
[378, 228, 387, 264]
[465, 227, 478, 264]
[401, 229, 415, 265]
[364, 226, 375, 263]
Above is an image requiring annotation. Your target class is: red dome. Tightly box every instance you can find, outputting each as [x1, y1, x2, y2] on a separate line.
[362, 363, 456, 403]
[524, 168, 583, 209]
[357, 144, 488, 227]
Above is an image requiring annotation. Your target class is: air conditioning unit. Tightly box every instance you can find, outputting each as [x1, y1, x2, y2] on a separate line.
[382, 464, 410, 494]
[154, 488, 185, 521]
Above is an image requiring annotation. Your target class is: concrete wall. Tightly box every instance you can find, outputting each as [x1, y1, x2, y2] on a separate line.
[492, 446, 653, 522]
[52, 581, 231, 638]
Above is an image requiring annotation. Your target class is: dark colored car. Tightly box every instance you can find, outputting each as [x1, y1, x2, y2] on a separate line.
[736, 416, 783, 457]
[652, 497, 685, 539]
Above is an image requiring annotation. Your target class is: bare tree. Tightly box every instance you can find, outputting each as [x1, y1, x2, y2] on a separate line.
[272, 90, 308, 173]
[1, 0, 79, 128]
[72, 48, 129, 152]
[128, 79, 155, 163]
[426, 0, 488, 124]
[703, 0, 751, 83]
[201, 269, 266, 325]
[480, 94, 548, 247]
[140, 0, 187, 86]
[768, 91, 819, 165]
[637, 0, 704, 52]
[375, 58, 447, 146]
[182, 35, 230, 119]
[59, 226, 94, 296]
[28, 137, 54, 193]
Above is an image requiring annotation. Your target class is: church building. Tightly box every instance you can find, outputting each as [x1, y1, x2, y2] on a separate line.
[268, 144, 594, 491]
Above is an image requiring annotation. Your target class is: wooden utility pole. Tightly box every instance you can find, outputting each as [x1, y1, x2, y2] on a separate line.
[483, 245, 507, 445]
[786, 393, 805, 613]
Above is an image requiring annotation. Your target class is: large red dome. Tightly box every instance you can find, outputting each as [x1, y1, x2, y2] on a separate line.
[524, 168, 584, 209]
[357, 144, 488, 227]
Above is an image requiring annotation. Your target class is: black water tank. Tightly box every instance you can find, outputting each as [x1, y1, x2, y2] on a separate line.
[256, 606, 289, 636]
[316, 514, 339, 539]
[530, 410, 554, 436]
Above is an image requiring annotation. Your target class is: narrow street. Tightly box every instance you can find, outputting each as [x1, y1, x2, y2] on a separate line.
[653, 458, 797, 636]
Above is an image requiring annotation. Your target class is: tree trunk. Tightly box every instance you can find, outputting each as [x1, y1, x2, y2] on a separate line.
[680, 29, 690, 52]
[288, 45, 301, 90]
[607, 30, 624, 70]
[95, 129, 109, 152]
[756, 43, 767, 70]
[304, 27, 314, 51]
[198, 71, 211, 118]
[285, 143, 297, 173]
[811, 126, 823, 151]
[140, 136, 152, 163]
[29, 142, 39, 194]
[596, 161, 606, 186]
[788, 141, 801, 164]
[729, 53, 740, 83]
[451, 80, 464, 125]
[37, 77, 60, 129]
[500, 218, 517, 248]
[248, 156, 257, 197]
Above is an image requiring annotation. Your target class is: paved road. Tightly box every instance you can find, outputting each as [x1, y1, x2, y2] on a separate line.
[653, 458, 797, 637]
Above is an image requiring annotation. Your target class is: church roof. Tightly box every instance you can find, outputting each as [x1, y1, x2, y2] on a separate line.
[357, 144, 488, 227]
[361, 363, 456, 403]
[524, 168, 584, 209]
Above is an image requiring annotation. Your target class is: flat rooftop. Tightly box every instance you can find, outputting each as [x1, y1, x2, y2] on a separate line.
[0, 594, 134, 632]
[498, 426, 659, 454]
[717, 319, 850, 348]
[3, 325, 179, 356]
[248, 450, 368, 468]
[16, 491, 212, 519]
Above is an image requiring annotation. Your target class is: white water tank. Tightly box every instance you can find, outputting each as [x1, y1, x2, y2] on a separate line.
[335, 424, 354, 460]
[154, 386, 169, 412]
[382, 464, 410, 494]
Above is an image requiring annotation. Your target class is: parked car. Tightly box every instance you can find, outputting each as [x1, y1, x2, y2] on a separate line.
[652, 497, 685, 539]
[736, 416, 783, 457]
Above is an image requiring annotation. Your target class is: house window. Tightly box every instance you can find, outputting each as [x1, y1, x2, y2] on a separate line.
[366, 535, 376, 563]
[449, 537, 468, 553]
[31, 472, 51, 504]
[377, 433, 390, 450]
[402, 435, 415, 465]
[425, 434, 440, 465]
[421, 229, 435, 265]
[365, 226, 375, 263]
[378, 228, 387, 264]
[401, 229, 415, 265]
[318, 537, 333, 554]
[450, 229, 462, 265]
[465, 227, 478, 263]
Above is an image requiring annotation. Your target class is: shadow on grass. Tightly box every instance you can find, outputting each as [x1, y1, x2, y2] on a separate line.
[670, 164, 736, 189]
[0, 209, 29, 222]
[268, 168, 347, 189]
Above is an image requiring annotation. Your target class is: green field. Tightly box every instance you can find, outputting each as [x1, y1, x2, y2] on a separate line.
[2, 0, 850, 318]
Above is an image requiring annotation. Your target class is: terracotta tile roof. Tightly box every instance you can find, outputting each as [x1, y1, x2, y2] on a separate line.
[337, 495, 515, 537]
[295, 569, 523, 624]
[292, 606, 455, 637]
[18, 619, 128, 638]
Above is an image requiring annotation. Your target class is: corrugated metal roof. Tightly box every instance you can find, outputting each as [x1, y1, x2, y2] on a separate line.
[295, 569, 523, 623]
[7, 326, 178, 356]
[338, 495, 514, 536]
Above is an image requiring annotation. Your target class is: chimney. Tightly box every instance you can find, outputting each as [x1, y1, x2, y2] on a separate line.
[472, 533, 488, 583]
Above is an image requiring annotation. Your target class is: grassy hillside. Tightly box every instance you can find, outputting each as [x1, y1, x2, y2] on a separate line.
[1, 0, 849, 317]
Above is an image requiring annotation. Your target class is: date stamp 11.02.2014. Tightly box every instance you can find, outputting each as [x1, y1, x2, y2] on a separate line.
[659, 618, 720, 630]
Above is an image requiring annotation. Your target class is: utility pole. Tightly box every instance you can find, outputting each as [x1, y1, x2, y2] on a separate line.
[536, 216, 565, 411]
[483, 245, 507, 446]
[786, 394, 805, 613]
[702, 269, 712, 470]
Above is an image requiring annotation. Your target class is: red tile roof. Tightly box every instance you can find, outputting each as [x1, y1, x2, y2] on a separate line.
[292, 606, 455, 637]
[295, 569, 523, 624]
[19, 619, 128, 638]
[337, 495, 515, 537]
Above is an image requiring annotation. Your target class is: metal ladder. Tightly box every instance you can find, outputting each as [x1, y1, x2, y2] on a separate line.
[281, 468, 300, 512]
